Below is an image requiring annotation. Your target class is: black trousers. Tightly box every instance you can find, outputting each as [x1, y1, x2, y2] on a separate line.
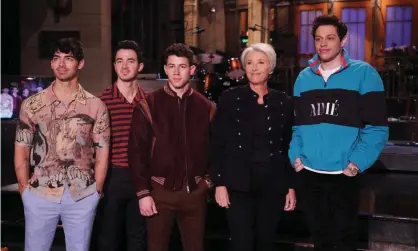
[300, 170, 359, 251]
[94, 167, 147, 251]
[226, 167, 285, 251]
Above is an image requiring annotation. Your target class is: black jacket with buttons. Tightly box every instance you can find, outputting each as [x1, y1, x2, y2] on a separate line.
[210, 85, 295, 193]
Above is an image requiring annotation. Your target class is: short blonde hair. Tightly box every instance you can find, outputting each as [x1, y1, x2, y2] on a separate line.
[240, 43, 276, 72]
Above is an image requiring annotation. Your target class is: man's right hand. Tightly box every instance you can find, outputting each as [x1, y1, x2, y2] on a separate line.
[294, 158, 305, 172]
[215, 186, 230, 208]
[139, 196, 158, 216]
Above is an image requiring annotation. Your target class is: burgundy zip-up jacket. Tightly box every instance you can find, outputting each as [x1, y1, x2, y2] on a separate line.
[128, 84, 215, 199]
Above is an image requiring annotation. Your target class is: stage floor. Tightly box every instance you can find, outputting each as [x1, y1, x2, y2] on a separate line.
[2, 171, 418, 251]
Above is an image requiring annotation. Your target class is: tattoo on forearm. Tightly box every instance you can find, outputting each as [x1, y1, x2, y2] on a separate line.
[94, 111, 110, 134]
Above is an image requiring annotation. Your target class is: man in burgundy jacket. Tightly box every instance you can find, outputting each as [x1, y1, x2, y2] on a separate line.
[128, 43, 215, 251]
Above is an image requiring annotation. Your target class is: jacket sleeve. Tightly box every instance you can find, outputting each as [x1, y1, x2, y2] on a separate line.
[128, 105, 154, 199]
[210, 92, 230, 187]
[288, 77, 303, 166]
[204, 102, 217, 183]
[349, 65, 389, 172]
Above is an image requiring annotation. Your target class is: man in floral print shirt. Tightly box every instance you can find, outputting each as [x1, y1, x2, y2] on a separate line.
[14, 38, 110, 251]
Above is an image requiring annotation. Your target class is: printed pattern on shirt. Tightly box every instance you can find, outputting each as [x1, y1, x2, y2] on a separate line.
[15, 84, 110, 202]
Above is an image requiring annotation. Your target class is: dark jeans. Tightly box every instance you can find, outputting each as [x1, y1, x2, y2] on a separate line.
[94, 167, 147, 251]
[300, 169, 359, 251]
[226, 166, 285, 251]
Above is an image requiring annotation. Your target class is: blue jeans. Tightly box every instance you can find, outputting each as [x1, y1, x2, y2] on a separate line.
[22, 186, 100, 251]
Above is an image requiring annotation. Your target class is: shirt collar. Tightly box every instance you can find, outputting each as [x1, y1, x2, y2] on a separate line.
[44, 81, 87, 106]
[112, 82, 146, 104]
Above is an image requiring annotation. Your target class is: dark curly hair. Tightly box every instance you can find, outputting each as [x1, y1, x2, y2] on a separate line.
[311, 15, 348, 41]
[51, 37, 84, 61]
[163, 43, 194, 66]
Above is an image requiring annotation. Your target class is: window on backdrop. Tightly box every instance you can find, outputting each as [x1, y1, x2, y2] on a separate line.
[385, 5, 412, 48]
[299, 10, 322, 67]
[341, 8, 366, 61]
[299, 10, 323, 54]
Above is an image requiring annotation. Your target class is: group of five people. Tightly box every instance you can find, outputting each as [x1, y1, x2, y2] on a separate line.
[14, 15, 388, 251]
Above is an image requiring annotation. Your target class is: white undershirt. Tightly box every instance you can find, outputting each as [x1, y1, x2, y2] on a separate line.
[319, 65, 340, 82]
[303, 165, 343, 175]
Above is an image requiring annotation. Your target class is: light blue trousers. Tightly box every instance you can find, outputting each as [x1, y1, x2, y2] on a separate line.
[22, 187, 100, 251]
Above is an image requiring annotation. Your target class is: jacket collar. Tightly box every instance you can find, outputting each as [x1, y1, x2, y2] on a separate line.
[308, 48, 350, 75]
[244, 84, 271, 99]
[163, 83, 194, 98]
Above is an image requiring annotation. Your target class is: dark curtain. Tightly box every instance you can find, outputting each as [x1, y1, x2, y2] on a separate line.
[2, 0, 20, 75]
[111, 0, 185, 74]
[225, 11, 239, 57]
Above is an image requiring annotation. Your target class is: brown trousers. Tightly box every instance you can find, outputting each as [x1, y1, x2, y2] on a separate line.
[147, 180, 209, 251]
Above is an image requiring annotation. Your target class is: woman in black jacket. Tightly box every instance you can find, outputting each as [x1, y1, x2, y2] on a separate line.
[210, 43, 296, 251]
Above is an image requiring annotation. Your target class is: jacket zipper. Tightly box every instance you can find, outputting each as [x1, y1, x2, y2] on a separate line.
[321, 65, 345, 88]
[322, 72, 330, 88]
[178, 98, 190, 193]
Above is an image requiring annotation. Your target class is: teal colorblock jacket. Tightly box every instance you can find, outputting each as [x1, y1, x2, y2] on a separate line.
[289, 49, 389, 172]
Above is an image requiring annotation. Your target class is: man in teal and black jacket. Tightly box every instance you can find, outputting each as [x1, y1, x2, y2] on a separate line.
[289, 15, 389, 251]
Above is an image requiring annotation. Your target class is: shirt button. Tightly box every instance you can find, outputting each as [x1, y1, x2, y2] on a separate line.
[218, 174, 221, 177]
[279, 150, 283, 153]
[280, 102, 283, 105]
[237, 119, 240, 123]
[237, 108, 240, 111]
[280, 138, 283, 141]
[269, 141, 273, 144]
[238, 132, 241, 136]
[281, 114, 284, 116]
[239, 145, 242, 148]
[268, 127, 272, 131]
[265, 105, 268, 108]
[267, 116, 270, 120]
[270, 153, 274, 156]
[237, 97, 240, 100]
